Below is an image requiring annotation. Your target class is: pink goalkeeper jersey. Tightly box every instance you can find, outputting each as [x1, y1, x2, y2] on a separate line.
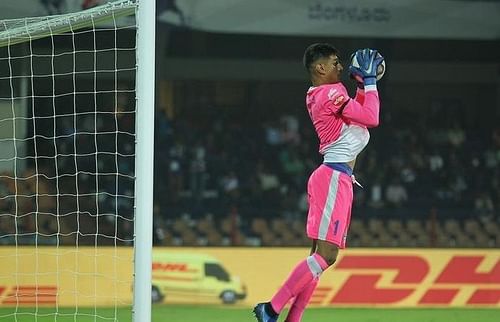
[306, 83, 380, 163]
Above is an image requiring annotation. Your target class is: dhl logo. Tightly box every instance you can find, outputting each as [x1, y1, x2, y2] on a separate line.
[0, 286, 57, 305]
[152, 262, 198, 273]
[312, 255, 500, 306]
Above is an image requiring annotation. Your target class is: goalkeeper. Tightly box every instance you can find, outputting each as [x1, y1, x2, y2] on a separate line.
[253, 43, 384, 322]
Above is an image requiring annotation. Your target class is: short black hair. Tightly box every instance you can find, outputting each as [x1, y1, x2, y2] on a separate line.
[303, 43, 339, 72]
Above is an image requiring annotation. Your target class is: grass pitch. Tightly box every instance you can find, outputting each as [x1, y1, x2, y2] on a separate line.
[0, 305, 498, 322]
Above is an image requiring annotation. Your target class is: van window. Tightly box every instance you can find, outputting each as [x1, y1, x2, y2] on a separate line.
[205, 263, 230, 282]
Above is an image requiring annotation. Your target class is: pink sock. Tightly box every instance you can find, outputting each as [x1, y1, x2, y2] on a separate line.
[270, 253, 328, 314]
[285, 278, 319, 322]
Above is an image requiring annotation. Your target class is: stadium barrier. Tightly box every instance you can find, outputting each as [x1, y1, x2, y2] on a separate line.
[0, 247, 498, 307]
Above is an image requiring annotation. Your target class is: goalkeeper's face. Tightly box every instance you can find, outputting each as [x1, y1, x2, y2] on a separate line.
[315, 55, 343, 84]
[326, 55, 343, 83]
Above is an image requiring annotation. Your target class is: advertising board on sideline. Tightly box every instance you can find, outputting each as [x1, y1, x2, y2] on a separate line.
[0, 247, 498, 307]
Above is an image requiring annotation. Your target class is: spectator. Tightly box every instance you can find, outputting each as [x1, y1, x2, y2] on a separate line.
[448, 122, 466, 148]
[385, 178, 408, 208]
[474, 191, 495, 224]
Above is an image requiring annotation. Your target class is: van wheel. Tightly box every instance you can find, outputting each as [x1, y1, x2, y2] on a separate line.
[220, 290, 236, 304]
[151, 286, 164, 303]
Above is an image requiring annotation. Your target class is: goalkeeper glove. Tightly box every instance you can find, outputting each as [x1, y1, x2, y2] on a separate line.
[349, 48, 384, 86]
[349, 52, 364, 89]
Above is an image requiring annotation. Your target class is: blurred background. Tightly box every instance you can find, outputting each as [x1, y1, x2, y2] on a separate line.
[149, 0, 500, 249]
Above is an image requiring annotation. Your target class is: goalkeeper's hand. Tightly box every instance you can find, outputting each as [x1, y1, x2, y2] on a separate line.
[349, 65, 364, 89]
[349, 48, 384, 86]
[349, 51, 364, 89]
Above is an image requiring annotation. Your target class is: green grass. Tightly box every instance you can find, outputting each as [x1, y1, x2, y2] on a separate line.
[0, 306, 498, 322]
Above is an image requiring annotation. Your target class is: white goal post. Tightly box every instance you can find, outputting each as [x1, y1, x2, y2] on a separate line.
[132, 0, 155, 321]
[0, 1, 154, 321]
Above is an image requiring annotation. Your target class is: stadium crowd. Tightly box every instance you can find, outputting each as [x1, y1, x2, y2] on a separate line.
[0, 85, 499, 248]
[151, 93, 500, 248]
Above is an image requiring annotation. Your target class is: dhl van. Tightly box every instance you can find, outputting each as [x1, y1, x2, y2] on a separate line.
[151, 252, 247, 304]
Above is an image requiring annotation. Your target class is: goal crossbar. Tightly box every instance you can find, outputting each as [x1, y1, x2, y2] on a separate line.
[0, 0, 136, 48]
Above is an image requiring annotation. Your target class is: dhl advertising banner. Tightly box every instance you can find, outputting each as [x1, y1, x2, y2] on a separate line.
[0, 247, 498, 308]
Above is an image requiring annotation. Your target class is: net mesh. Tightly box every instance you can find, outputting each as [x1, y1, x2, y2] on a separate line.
[0, 0, 137, 319]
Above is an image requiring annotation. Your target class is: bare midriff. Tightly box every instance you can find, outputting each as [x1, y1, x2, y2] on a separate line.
[347, 159, 356, 171]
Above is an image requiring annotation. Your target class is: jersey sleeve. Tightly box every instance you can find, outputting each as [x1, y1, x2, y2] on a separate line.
[354, 88, 365, 105]
[342, 89, 379, 127]
[322, 83, 380, 128]
[320, 84, 350, 115]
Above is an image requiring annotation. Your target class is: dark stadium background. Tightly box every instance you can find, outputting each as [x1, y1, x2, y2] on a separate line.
[150, 25, 500, 249]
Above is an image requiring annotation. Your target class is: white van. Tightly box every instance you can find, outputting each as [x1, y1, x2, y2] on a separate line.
[151, 252, 247, 304]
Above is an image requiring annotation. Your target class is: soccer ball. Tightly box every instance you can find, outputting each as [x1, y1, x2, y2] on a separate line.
[350, 50, 386, 81]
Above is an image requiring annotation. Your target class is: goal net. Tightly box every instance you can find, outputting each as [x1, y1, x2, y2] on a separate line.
[0, 0, 153, 321]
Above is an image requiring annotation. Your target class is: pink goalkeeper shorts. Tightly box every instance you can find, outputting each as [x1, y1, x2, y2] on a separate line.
[306, 164, 354, 248]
